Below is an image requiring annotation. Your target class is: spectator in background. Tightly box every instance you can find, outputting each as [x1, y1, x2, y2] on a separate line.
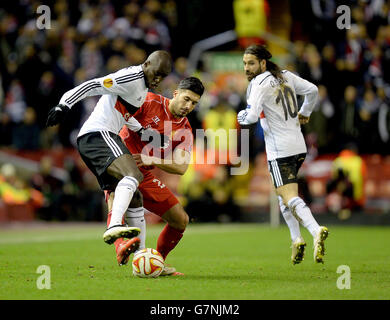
[233, 0, 269, 48]
[36, 71, 58, 129]
[358, 88, 381, 153]
[136, 9, 171, 53]
[338, 85, 360, 149]
[0, 163, 43, 209]
[12, 107, 40, 150]
[80, 39, 104, 79]
[4, 79, 27, 124]
[320, 43, 339, 101]
[0, 112, 13, 146]
[326, 144, 367, 220]
[202, 93, 238, 165]
[377, 86, 390, 152]
[30, 156, 65, 221]
[301, 44, 323, 85]
[303, 85, 335, 153]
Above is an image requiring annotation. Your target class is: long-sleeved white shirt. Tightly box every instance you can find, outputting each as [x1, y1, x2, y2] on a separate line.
[59, 65, 146, 137]
[238, 70, 318, 160]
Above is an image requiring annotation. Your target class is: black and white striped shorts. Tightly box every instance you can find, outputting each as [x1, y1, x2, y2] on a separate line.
[77, 131, 131, 190]
[267, 153, 306, 188]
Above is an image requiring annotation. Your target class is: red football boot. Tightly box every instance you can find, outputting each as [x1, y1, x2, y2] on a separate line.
[116, 237, 141, 266]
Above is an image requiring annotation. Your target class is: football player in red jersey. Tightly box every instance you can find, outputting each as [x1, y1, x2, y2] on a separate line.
[106, 77, 204, 275]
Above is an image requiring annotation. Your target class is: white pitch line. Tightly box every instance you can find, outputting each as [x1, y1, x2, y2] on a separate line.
[0, 224, 263, 245]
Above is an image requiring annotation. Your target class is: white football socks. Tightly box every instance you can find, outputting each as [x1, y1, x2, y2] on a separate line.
[108, 176, 139, 228]
[279, 196, 302, 242]
[126, 207, 146, 253]
[287, 197, 320, 237]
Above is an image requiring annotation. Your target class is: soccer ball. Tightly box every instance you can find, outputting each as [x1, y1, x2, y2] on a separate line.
[132, 248, 165, 278]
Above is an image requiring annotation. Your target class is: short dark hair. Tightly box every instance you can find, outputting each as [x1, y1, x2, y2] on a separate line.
[178, 77, 204, 97]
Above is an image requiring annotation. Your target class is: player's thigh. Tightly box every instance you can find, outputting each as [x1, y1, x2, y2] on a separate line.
[107, 154, 143, 183]
[275, 183, 299, 205]
[139, 174, 187, 229]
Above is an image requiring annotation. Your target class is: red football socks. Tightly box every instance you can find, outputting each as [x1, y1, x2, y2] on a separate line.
[157, 224, 184, 260]
[106, 211, 124, 251]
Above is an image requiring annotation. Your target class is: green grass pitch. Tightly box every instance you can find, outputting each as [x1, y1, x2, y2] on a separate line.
[0, 223, 389, 300]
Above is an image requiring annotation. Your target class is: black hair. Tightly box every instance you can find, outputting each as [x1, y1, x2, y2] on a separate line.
[244, 44, 284, 82]
[178, 77, 205, 97]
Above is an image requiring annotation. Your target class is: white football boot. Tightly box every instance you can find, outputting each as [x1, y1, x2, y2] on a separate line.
[103, 225, 140, 245]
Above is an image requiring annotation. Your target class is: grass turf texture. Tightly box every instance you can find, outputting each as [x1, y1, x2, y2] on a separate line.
[0, 223, 389, 300]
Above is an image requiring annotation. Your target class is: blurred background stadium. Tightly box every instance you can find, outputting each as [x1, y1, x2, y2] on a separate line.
[0, 0, 389, 226]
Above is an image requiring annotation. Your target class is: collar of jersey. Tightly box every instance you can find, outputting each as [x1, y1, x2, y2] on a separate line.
[253, 71, 271, 83]
[163, 99, 186, 124]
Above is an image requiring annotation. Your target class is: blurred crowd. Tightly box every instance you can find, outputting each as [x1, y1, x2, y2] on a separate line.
[0, 0, 177, 149]
[290, 0, 390, 155]
[0, 0, 389, 222]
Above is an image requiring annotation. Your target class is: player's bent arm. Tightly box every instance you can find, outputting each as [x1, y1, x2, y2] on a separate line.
[237, 107, 259, 125]
[152, 148, 190, 175]
[288, 71, 318, 117]
[299, 84, 318, 117]
[136, 148, 190, 175]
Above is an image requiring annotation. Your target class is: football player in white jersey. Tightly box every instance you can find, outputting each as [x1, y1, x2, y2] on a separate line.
[46, 50, 172, 248]
[237, 45, 329, 264]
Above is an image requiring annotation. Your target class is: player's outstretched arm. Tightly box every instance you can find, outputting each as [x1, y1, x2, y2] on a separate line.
[46, 68, 145, 126]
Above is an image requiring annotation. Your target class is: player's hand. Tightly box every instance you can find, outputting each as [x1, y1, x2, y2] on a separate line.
[46, 104, 70, 127]
[237, 110, 248, 125]
[298, 113, 310, 125]
[133, 153, 154, 167]
[137, 127, 170, 149]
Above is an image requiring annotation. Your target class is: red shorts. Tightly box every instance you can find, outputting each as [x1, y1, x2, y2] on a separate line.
[105, 169, 179, 217]
[138, 169, 179, 217]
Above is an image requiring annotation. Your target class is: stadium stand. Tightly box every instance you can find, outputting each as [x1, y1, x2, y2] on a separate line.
[0, 0, 389, 223]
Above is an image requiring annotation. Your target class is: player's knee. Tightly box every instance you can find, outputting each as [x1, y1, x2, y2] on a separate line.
[132, 169, 144, 184]
[129, 189, 143, 208]
[171, 211, 189, 231]
[165, 208, 188, 231]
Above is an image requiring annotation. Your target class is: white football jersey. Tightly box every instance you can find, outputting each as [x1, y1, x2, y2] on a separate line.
[59, 65, 147, 137]
[239, 70, 318, 160]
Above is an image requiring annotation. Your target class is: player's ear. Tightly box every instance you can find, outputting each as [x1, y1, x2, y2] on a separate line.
[173, 90, 178, 98]
[261, 59, 267, 72]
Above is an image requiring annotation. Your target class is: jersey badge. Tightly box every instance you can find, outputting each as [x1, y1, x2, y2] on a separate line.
[152, 116, 160, 125]
[103, 78, 113, 88]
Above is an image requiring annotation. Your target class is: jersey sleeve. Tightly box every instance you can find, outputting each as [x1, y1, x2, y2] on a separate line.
[238, 83, 266, 125]
[286, 71, 318, 117]
[59, 67, 144, 108]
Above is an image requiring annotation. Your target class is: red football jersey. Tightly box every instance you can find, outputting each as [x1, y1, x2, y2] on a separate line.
[119, 92, 193, 166]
